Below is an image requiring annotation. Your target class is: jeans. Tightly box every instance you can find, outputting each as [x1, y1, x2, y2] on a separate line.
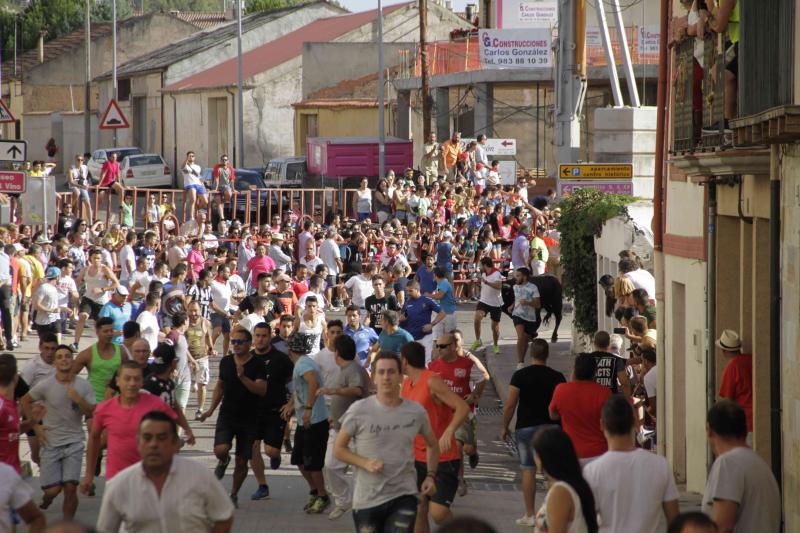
[353, 494, 418, 533]
[516, 424, 558, 468]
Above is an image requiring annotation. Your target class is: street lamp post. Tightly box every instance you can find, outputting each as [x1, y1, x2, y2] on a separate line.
[377, 0, 385, 179]
[236, 0, 245, 166]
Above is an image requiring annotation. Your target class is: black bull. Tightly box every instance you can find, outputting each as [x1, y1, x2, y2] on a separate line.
[501, 275, 564, 343]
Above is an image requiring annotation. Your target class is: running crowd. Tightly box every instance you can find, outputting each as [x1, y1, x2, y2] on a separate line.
[0, 132, 781, 533]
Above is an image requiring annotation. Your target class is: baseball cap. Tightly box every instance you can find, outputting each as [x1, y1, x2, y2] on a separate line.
[45, 266, 61, 280]
[287, 332, 315, 355]
[272, 233, 285, 241]
[115, 286, 130, 296]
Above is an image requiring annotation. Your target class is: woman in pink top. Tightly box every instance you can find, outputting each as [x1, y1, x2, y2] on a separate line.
[186, 238, 206, 282]
[245, 242, 275, 286]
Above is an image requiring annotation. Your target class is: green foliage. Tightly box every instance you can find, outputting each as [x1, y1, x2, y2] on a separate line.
[245, 0, 298, 14]
[92, 0, 134, 23]
[558, 188, 634, 335]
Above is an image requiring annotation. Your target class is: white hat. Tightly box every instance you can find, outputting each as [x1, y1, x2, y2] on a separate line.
[716, 330, 742, 351]
[272, 233, 285, 241]
[115, 285, 130, 296]
[11, 243, 24, 253]
[443, 231, 453, 239]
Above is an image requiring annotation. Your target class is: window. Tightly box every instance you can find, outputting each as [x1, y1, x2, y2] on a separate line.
[118, 78, 131, 102]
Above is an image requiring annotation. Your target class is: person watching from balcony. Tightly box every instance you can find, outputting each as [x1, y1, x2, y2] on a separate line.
[701, 0, 739, 123]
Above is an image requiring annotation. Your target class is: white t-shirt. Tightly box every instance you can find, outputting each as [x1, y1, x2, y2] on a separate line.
[300, 255, 323, 272]
[33, 283, 60, 325]
[479, 270, 504, 307]
[182, 163, 202, 187]
[0, 464, 33, 531]
[238, 312, 264, 333]
[297, 291, 326, 313]
[345, 275, 374, 308]
[136, 310, 161, 351]
[56, 275, 77, 308]
[310, 347, 340, 404]
[119, 245, 135, 281]
[643, 366, 657, 398]
[319, 239, 341, 275]
[584, 449, 679, 533]
[210, 280, 233, 314]
[624, 269, 656, 301]
[129, 270, 152, 301]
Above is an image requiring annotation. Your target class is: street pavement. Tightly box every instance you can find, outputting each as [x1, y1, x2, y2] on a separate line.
[14, 302, 700, 531]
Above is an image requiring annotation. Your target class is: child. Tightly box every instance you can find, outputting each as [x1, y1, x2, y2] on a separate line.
[120, 194, 134, 228]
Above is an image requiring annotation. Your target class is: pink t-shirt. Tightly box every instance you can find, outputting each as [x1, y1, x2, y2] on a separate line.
[92, 392, 176, 479]
[247, 255, 276, 282]
[100, 160, 120, 187]
[186, 249, 206, 280]
[0, 397, 20, 473]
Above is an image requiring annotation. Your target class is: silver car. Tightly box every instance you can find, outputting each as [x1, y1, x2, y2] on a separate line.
[86, 147, 143, 181]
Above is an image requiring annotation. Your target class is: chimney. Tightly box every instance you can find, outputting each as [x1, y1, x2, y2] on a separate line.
[465, 3, 477, 21]
[37, 33, 44, 64]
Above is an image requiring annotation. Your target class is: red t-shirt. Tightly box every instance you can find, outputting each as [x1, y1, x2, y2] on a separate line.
[549, 381, 611, 459]
[719, 353, 753, 431]
[429, 355, 475, 411]
[92, 392, 176, 479]
[401, 370, 459, 462]
[291, 279, 309, 298]
[0, 397, 20, 473]
[247, 255, 276, 282]
[100, 160, 120, 187]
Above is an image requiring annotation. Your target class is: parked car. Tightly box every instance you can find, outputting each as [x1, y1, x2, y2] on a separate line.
[202, 167, 275, 222]
[264, 157, 305, 188]
[119, 154, 172, 188]
[86, 147, 143, 181]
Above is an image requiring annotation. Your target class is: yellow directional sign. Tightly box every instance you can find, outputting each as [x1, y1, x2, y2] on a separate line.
[559, 163, 633, 180]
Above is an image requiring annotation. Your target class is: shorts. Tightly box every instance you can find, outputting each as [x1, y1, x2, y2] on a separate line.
[40, 441, 84, 489]
[512, 316, 539, 338]
[71, 187, 90, 201]
[516, 424, 558, 469]
[193, 357, 210, 385]
[455, 413, 477, 448]
[476, 301, 502, 322]
[290, 419, 329, 472]
[210, 313, 231, 333]
[326, 274, 338, 288]
[214, 416, 258, 459]
[357, 212, 371, 222]
[35, 322, 59, 338]
[218, 182, 232, 193]
[725, 40, 738, 76]
[184, 183, 208, 195]
[19, 296, 30, 313]
[353, 494, 418, 532]
[79, 297, 104, 320]
[415, 459, 460, 508]
[258, 412, 287, 449]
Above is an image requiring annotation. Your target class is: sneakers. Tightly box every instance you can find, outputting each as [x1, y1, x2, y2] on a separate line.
[70, 342, 79, 352]
[270, 454, 282, 470]
[457, 478, 468, 497]
[308, 495, 331, 514]
[230, 494, 239, 509]
[250, 484, 270, 500]
[492, 344, 500, 354]
[516, 362, 525, 370]
[469, 339, 483, 351]
[303, 492, 318, 512]
[515, 515, 535, 527]
[194, 409, 203, 421]
[214, 454, 231, 480]
[469, 452, 479, 469]
[328, 505, 350, 520]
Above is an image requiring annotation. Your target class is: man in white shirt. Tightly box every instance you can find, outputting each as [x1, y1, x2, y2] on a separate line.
[180, 211, 207, 240]
[511, 227, 530, 269]
[118, 232, 136, 287]
[136, 293, 162, 351]
[584, 395, 679, 533]
[0, 464, 45, 532]
[620, 257, 656, 301]
[181, 150, 208, 222]
[471, 257, 504, 354]
[33, 267, 65, 340]
[97, 411, 234, 532]
[344, 264, 375, 311]
[167, 236, 188, 269]
[319, 229, 343, 308]
[310, 321, 343, 407]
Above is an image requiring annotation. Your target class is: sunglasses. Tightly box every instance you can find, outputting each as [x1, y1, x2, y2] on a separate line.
[231, 339, 249, 345]
[436, 343, 451, 349]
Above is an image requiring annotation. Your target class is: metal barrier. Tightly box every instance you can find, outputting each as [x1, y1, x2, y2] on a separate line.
[54, 186, 360, 233]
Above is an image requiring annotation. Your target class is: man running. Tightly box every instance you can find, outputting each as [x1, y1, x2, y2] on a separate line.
[22, 345, 95, 519]
[401, 281, 445, 365]
[509, 267, 541, 369]
[364, 275, 399, 334]
[334, 351, 439, 533]
[344, 305, 378, 366]
[72, 317, 123, 404]
[249, 323, 293, 501]
[186, 300, 214, 419]
[73, 249, 118, 350]
[400, 341, 470, 533]
[471, 257, 504, 354]
[199, 327, 267, 508]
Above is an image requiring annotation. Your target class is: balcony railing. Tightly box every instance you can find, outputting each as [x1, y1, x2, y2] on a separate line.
[670, 33, 728, 153]
[395, 27, 660, 79]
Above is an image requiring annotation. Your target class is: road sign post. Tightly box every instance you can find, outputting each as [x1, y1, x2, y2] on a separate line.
[0, 140, 26, 163]
[461, 138, 517, 156]
[0, 99, 15, 123]
[99, 99, 129, 129]
[559, 163, 633, 180]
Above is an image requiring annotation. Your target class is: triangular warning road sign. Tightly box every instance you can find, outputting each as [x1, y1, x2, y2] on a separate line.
[99, 99, 129, 129]
[0, 100, 15, 124]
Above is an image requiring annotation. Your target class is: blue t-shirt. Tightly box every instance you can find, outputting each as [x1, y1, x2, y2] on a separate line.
[98, 301, 132, 345]
[415, 266, 436, 295]
[378, 328, 414, 355]
[401, 296, 442, 340]
[436, 279, 456, 314]
[292, 355, 329, 424]
[436, 242, 454, 270]
[345, 324, 380, 363]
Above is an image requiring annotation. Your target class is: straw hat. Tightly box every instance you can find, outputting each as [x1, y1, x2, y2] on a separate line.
[716, 330, 742, 351]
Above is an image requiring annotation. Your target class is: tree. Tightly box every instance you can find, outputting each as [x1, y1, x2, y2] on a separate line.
[92, 0, 134, 22]
[245, 0, 298, 15]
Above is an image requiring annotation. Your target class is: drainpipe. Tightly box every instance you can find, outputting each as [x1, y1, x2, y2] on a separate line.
[769, 144, 781, 485]
[226, 88, 236, 167]
[706, 178, 717, 471]
[169, 93, 177, 187]
[652, 0, 669, 456]
[160, 71, 165, 156]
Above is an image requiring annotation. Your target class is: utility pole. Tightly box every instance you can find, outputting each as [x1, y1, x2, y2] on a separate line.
[84, 0, 91, 154]
[419, 0, 431, 139]
[236, 0, 245, 166]
[554, 0, 586, 167]
[112, 0, 118, 147]
[377, 0, 385, 179]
